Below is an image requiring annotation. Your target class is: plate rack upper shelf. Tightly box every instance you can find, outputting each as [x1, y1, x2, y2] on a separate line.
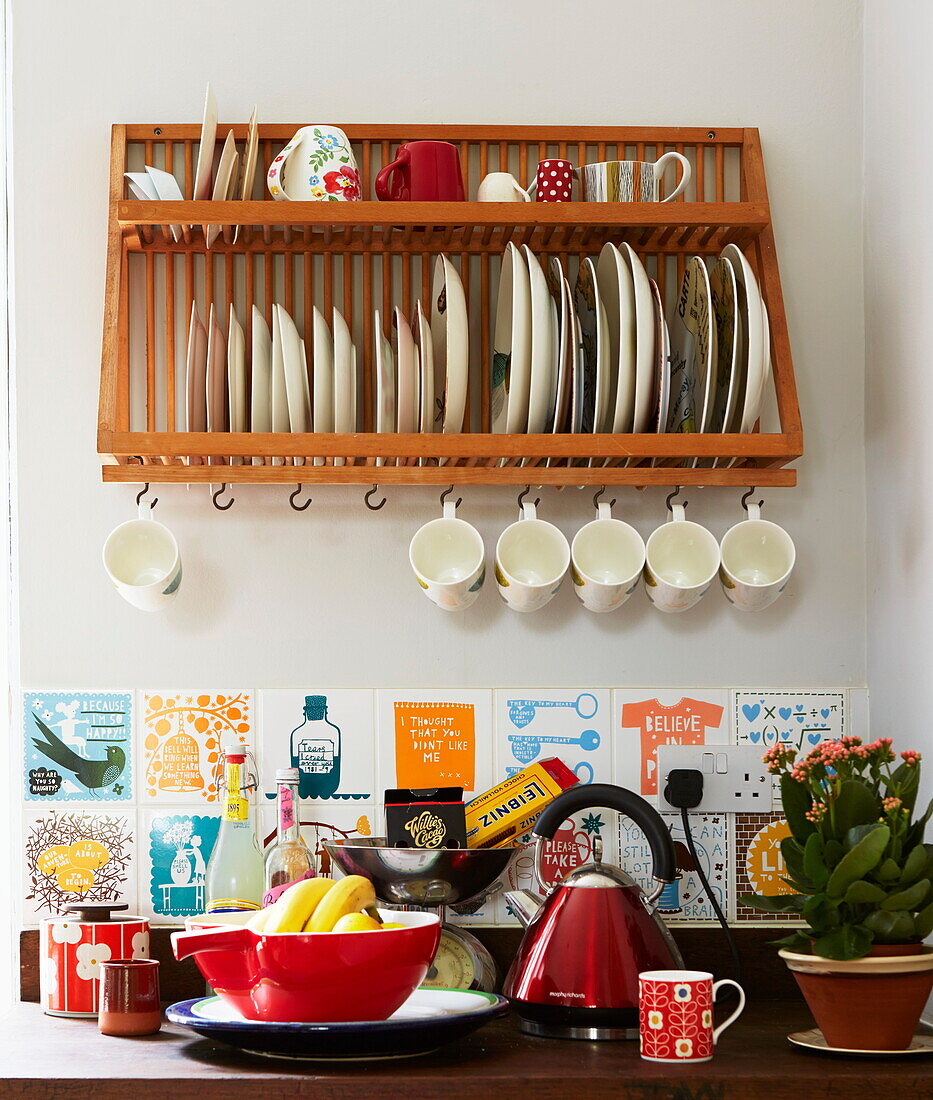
[99, 123, 802, 486]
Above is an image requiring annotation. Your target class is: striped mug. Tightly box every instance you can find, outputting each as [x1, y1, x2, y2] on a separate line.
[581, 152, 691, 203]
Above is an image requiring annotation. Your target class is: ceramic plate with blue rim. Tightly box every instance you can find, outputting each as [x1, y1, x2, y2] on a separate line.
[166, 987, 509, 1061]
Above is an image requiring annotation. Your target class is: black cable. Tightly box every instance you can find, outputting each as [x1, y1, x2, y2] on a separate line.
[680, 805, 743, 988]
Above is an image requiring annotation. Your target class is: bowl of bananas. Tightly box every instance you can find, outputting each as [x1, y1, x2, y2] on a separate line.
[172, 876, 441, 1023]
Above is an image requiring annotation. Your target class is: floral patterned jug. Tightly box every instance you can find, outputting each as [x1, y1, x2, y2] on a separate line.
[267, 126, 361, 202]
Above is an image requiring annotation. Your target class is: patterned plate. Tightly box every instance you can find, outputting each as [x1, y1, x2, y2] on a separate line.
[788, 1028, 933, 1057]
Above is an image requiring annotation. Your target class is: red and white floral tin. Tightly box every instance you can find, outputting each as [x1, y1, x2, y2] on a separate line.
[40, 904, 150, 1018]
[638, 969, 745, 1063]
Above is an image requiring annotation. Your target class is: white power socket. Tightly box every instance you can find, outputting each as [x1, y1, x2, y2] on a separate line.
[657, 745, 773, 812]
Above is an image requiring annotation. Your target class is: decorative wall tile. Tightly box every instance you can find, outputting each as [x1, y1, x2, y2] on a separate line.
[618, 812, 729, 922]
[140, 691, 254, 804]
[376, 690, 493, 799]
[732, 812, 799, 924]
[494, 689, 612, 786]
[23, 692, 133, 803]
[142, 811, 220, 923]
[613, 690, 730, 803]
[23, 809, 137, 923]
[259, 691, 375, 806]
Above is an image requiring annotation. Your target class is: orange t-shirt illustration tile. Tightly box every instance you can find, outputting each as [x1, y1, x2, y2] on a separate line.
[621, 697, 725, 795]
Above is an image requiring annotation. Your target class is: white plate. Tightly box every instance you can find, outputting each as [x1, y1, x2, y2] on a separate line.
[568, 285, 584, 436]
[522, 246, 554, 435]
[193, 82, 217, 202]
[277, 305, 311, 434]
[239, 106, 260, 201]
[226, 306, 246, 465]
[124, 171, 159, 201]
[549, 265, 572, 435]
[415, 301, 434, 436]
[271, 305, 290, 466]
[431, 255, 469, 440]
[787, 1028, 933, 1057]
[332, 307, 354, 467]
[596, 242, 636, 433]
[250, 306, 272, 466]
[185, 302, 207, 466]
[491, 242, 532, 435]
[649, 279, 669, 435]
[667, 257, 716, 468]
[721, 243, 765, 434]
[205, 305, 227, 464]
[708, 256, 742, 439]
[574, 257, 611, 444]
[620, 243, 656, 433]
[143, 165, 184, 243]
[206, 130, 238, 248]
[374, 310, 396, 468]
[394, 308, 419, 435]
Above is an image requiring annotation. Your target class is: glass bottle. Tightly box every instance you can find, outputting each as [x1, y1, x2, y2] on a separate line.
[205, 750, 264, 913]
[289, 695, 341, 798]
[265, 767, 315, 893]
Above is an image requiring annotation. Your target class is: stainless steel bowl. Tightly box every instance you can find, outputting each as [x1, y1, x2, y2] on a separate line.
[323, 838, 517, 907]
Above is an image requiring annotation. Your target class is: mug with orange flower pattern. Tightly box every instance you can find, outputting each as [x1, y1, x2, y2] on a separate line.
[267, 126, 361, 202]
[639, 970, 745, 1063]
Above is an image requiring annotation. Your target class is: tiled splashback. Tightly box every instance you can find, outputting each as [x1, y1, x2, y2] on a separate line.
[18, 687, 869, 928]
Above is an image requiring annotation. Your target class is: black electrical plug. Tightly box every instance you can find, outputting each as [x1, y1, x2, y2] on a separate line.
[663, 768, 704, 809]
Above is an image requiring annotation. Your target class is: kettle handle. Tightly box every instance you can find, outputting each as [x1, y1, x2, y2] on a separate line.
[532, 782, 677, 890]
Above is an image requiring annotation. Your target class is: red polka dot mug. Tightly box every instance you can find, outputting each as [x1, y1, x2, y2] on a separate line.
[639, 969, 745, 1063]
[531, 159, 575, 202]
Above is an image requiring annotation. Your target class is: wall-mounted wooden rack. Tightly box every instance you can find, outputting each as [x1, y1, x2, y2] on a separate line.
[98, 124, 801, 486]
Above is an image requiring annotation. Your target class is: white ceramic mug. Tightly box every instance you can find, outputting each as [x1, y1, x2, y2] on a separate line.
[580, 151, 691, 202]
[267, 126, 361, 201]
[495, 501, 570, 613]
[477, 172, 532, 202]
[102, 502, 182, 611]
[571, 501, 645, 613]
[409, 500, 485, 612]
[719, 501, 795, 611]
[644, 503, 719, 613]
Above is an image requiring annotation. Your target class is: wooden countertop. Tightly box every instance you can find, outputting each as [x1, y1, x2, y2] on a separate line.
[1, 1000, 930, 1099]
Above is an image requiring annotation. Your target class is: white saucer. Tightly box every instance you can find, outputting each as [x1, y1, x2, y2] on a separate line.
[788, 1028, 933, 1057]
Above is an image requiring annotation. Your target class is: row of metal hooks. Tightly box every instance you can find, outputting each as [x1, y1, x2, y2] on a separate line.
[135, 482, 767, 515]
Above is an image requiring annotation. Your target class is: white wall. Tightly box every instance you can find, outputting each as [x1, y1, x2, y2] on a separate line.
[10, 0, 866, 689]
[864, 0, 933, 785]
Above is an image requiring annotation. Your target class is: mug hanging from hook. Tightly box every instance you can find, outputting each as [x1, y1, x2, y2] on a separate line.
[665, 486, 687, 513]
[440, 485, 462, 509]
[364, 485, 387, 511]
[518, 485, 541, 509]
[289, 484, 313, 512]
[136, 483, 158, 511]
[212, 484, 235, 511]
[593, 485, 617, 510]
[741, 487, 764, 513]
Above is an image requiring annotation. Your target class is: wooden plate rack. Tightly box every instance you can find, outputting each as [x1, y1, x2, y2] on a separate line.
[98, 124, 801, 486]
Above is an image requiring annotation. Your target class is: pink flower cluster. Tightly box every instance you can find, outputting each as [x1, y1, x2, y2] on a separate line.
[805, 803, 827, 824]
[882, 796, 903, 813]
[901, 749, 922, 766]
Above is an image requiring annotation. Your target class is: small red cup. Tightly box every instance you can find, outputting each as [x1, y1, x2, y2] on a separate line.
[532, 159, 575, 202]
[99, 958, 161, 1037]
[374, 141, 466, 202]
[638, 969, 744, 1063]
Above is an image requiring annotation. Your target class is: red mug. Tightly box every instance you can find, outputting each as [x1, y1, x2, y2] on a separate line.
[375, 141, 466, 202]
[99, 958, 162, 1037]
[639, 969, 745, 1063]
[532, 158, 575, 202]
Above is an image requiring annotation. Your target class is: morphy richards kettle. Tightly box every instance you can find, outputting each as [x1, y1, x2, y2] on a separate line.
[503, 782, 683, 1040]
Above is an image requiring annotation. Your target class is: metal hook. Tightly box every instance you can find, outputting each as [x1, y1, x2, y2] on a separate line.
[289, 484, 313, 511]
[440, 485, 463, 509]
[665, 486, 687, 513]
[212, 483, 235, 511]
[593, 485, 617, 510]
[364, 484, 387, 511]
[135, 483, 158, 510]
[741, 487, 764, 513]
[517, 485, 541, 509]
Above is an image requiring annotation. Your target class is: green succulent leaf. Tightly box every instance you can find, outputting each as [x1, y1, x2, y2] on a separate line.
[914, 900, 933, 939]
[834, 780, 882, 837]
[802, 893, 840, 931]
[812, 924, 873, 961]
[739, 892, 804, 913]
[825, 824, 890, 898]
[886, 761, 921, 813]
[876, 857, 902, 882]
[844, 879, 887, 905]
[904, 802, 933, 851]
[864, 909, 916, 942]
[845, 822, 884, 852]
[803, 833, 829, 889]
[899, 845, 930, 886]
[781, 774, 815, 840]
[771, 931, 811, 952]
[823, 839, 844, 867]
[881, 878, 930, 912]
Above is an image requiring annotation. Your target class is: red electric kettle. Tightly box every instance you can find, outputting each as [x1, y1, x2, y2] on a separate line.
[503, 783, 682, 1040]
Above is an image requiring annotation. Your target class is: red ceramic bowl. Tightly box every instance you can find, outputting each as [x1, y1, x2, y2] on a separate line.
[172, 909, 440, 1023]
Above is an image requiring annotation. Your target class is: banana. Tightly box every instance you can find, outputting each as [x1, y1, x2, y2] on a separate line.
[305, 874, 380, 932]
[380, 922, 406, 930]
[247, 907, 272, 932]
[332, 912, 383, 933]
[263, 877, 335, 933]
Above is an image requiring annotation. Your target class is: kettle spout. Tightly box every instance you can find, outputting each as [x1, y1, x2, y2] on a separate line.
[503, 889, 544, 929]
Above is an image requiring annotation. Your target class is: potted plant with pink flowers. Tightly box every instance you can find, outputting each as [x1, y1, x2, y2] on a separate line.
[742, 736, 933, 1051]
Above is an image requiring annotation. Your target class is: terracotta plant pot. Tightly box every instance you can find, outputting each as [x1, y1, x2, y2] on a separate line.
[780, 945, 933, 1050]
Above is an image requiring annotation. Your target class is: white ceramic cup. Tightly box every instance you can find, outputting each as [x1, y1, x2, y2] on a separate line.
[102, 502, 182, 611]
[495, 501, 570, 613]
[719, 501, 795, 611]
[571, 501, 645, 613]
[580, 151, 691, 202]
[644, 503, 719, 613]
[477, 172, 532, 202]
[409, 500, 485, 612]
[266, 125, 361, 201]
